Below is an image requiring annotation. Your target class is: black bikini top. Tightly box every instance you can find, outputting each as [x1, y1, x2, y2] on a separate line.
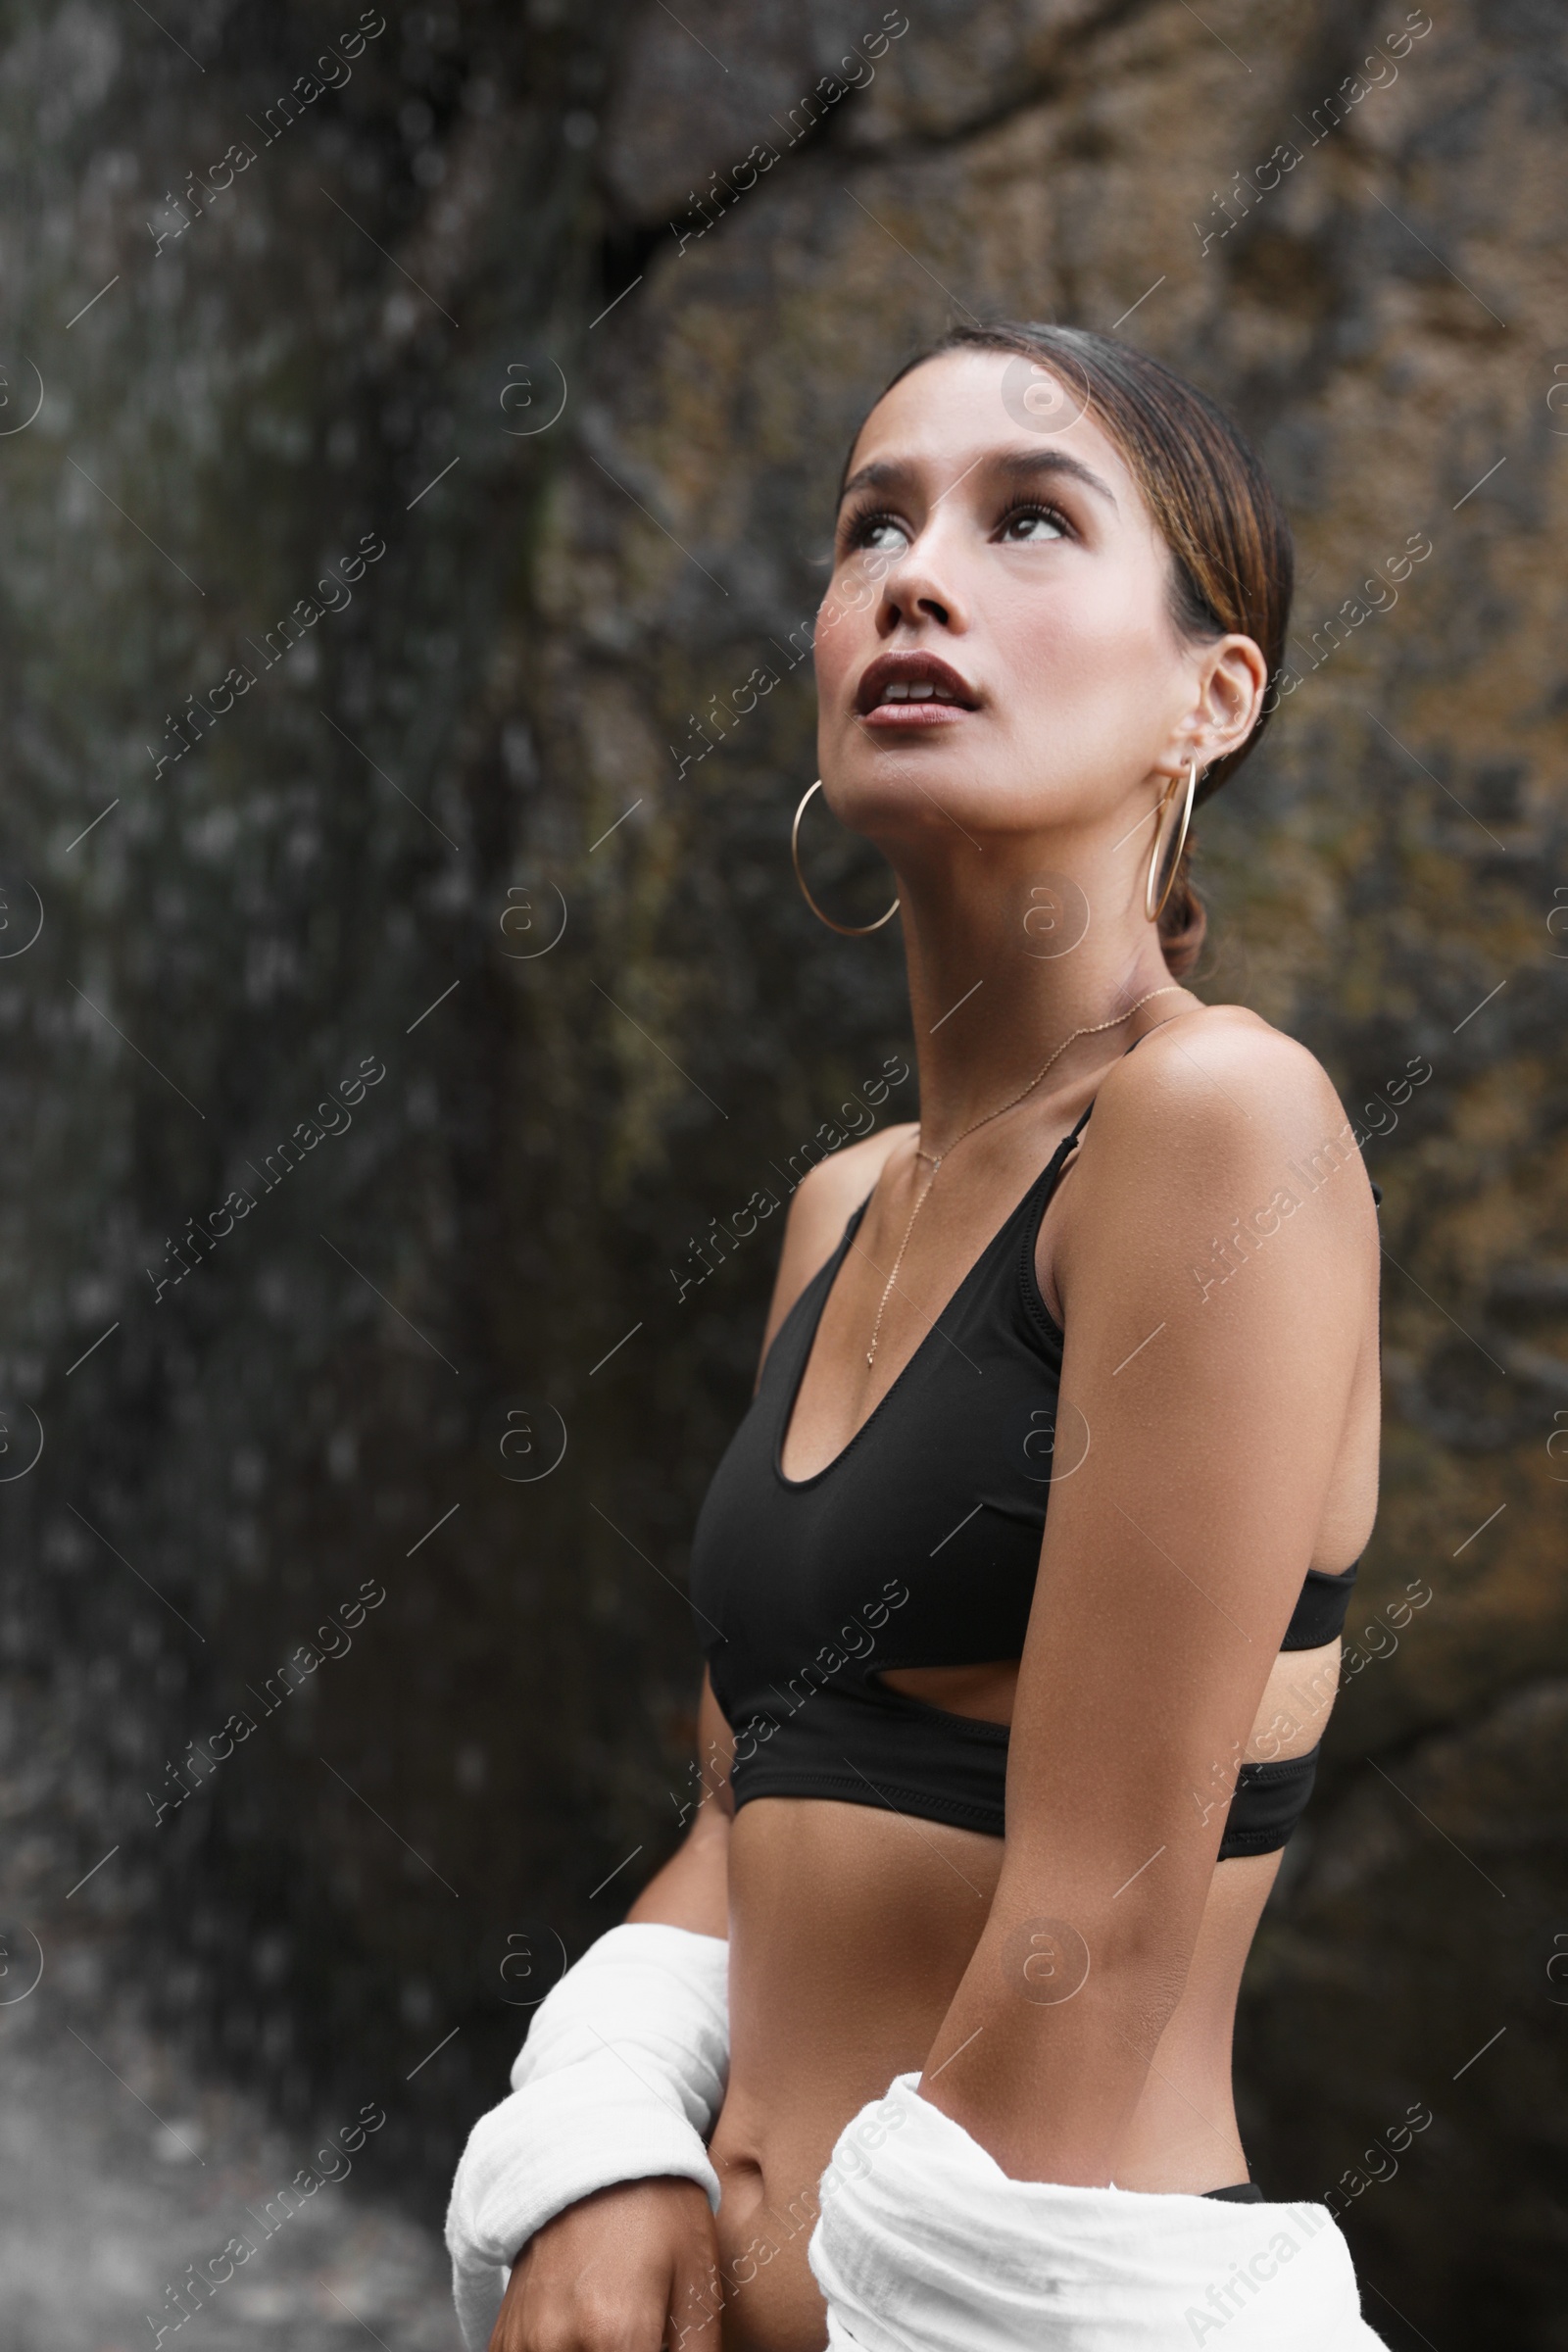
[688, 1079, 1377, 1859]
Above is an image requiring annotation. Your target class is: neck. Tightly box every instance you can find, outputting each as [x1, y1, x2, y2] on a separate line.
[891, 835, 1185, 1151]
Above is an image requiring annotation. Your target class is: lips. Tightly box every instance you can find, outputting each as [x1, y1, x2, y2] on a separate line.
[855, 650, 980, 723]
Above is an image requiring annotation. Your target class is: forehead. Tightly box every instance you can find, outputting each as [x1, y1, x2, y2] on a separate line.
[845, 345, 1141, 508]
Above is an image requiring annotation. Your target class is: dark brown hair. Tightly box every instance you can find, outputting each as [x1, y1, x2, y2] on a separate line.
[853, 322, 1295, 978]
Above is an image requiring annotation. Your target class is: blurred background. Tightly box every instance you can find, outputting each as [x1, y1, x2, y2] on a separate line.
[0, 0, 1562, 2344]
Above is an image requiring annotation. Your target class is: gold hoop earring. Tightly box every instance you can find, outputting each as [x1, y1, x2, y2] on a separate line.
[1145, 757, 1199, 924]
[791, 779, 901, 937]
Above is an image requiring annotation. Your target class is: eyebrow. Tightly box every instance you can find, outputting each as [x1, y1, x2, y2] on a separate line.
[838, 447, 1119, 514]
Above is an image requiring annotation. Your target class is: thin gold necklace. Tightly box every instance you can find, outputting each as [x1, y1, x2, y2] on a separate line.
[863, 985, 1185, 1369]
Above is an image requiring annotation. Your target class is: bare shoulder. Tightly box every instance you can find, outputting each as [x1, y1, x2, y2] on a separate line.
[754, 1122, 916, 1380]
[1048, 1002, 1377, 1321]
[1094, 1002, 1358, 1174]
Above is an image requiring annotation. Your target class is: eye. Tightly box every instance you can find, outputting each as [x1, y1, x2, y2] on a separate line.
[841, 506, 910, 557]
[998, 501, 1069, 543]
[1001, 503, 1071, 543]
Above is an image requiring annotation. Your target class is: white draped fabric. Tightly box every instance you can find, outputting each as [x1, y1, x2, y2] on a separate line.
[444, 1924, 730, 2352]
[808, 2074, 1393, 2352]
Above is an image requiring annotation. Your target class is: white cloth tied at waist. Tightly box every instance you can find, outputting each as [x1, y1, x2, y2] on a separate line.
[808, 2073, 1392, 2352]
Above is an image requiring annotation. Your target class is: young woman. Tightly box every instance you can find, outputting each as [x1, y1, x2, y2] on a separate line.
[449, 324, 1390, 2352]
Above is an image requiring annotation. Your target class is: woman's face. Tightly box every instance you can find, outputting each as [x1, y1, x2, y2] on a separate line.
[813, 348, 1263, 859]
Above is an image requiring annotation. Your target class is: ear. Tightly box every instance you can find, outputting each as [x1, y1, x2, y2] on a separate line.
[1188, 633, 1268, 764]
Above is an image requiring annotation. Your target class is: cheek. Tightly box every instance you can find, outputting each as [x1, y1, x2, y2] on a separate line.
[989, 570, 1178, 729]
[813, 576, 877, 702]
[1005, 564, 1161, 665]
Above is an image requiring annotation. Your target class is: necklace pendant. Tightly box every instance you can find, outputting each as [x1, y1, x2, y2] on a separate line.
[866, 1349, 875, 1368]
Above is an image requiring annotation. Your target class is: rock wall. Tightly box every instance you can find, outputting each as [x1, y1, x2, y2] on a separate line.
[0, 2, 1561, 2343]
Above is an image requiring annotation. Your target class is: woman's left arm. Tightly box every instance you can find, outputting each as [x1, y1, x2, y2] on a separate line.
[918, 1017, 1379, 2184]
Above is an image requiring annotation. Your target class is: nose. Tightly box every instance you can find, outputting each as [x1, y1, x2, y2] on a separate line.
[884, 581, 951, 629]
[874, 529, 967, 639]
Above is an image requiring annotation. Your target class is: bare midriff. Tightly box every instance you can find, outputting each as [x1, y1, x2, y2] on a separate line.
[706, 1640, 1341, 2352]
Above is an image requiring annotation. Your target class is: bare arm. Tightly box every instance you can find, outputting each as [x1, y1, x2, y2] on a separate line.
[626, 1670, 735, 1938]
[490, 1138, 914, 2352]
[917, 1017, 1379, 2183]
[489, 1678, 735, 2352]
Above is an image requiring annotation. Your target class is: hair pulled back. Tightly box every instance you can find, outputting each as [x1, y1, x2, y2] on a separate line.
[859, 323, 1295, 978]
